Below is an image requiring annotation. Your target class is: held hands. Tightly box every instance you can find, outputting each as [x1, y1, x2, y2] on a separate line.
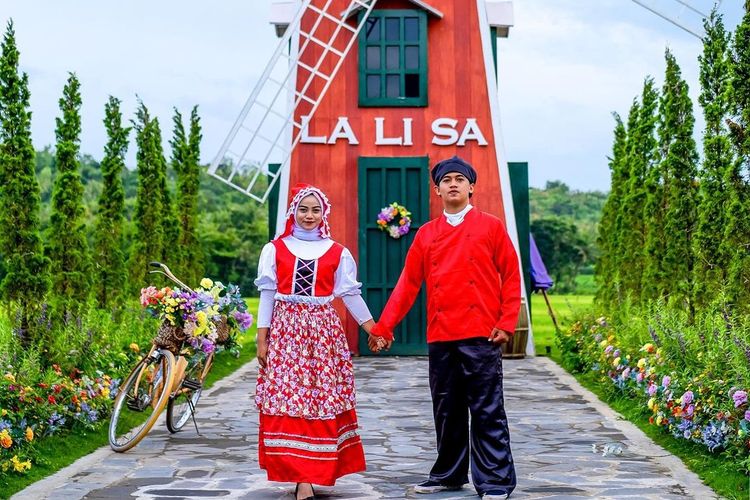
[488, 327, 512, 345]
[363, 319, 392, 353]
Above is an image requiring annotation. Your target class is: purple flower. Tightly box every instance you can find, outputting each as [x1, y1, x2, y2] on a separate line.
[232, 311, 254, 331]
[681, 390, 693, 406]
[605, 345, 613, 355]
[733, 390, 748, 408]
[685, 404, 694, 417]
[613, 349, 621, 358]
[648, 384, 657, 396]
[745, 410, 750, 422]
[200, 337, 215, 354]
[636, 372, 644, 383]
[661, 376, 671, 388]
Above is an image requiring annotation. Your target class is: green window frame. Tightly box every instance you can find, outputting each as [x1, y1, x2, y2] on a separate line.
[358, 10, 428, 107]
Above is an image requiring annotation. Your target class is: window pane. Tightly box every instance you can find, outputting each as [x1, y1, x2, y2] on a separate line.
[365, 17, 380, 41]
[386, 74, 400, 98]
[385, 17, 400, 41]
[405, 46, 419, 69]
[367, 46, 381, 70]
[386, 46, 400, 70]
[367, 75, 381, 98]
[404, 17, 419, 41]
[405, 74, 420, 98]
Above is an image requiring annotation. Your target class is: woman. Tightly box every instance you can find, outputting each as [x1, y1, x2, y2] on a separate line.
[254, 184, 377, 500]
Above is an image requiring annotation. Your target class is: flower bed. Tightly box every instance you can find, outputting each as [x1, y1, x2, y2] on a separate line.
[557, 315, 750, 469]
[0, 365, 115, 474]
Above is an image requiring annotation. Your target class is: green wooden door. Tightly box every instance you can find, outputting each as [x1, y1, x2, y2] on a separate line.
[358, 156, 430, 355]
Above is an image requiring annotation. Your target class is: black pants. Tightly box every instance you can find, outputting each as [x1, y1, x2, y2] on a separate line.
[428, 338, 516, 496]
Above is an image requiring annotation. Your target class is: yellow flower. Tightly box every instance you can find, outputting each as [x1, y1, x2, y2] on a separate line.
[129, 343, 140, 353]
[599, 340, 607, 348]
[656, 415, 663, 426]
[637, 358, 646, 369]
[647, 397, 656, 410]
[11, 455, 31, 473]
[24, 427, 33, 442]
[200, 278, 213, 289]
[102, 387, 110, 398]
[0, 409, 6, 417]
[612, 357, 621, 367]
[0, 429, 12, 449]
[3, 373, 15, 383]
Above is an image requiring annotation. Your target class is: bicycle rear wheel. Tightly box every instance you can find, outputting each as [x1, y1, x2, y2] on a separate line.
[109, 349, 175, 452]
[166, 352, 214, 433]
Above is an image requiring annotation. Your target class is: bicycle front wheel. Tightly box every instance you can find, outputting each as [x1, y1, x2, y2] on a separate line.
[166, 352, 214, 433]
[109, 349, 175, 452]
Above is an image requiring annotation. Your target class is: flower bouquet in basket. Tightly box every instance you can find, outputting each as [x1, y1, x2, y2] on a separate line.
[140, 277, 253, 358]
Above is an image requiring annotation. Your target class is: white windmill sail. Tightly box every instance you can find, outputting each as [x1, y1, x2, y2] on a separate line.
[208, 0, 377, 202]
[630, 0, 722, 39]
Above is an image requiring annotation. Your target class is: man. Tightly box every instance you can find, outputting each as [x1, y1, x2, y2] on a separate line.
[369, 156, 521, 499]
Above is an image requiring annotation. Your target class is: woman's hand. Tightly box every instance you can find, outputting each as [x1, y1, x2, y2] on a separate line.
[257, 328, 269, 368]
[361, 319, 375, 335]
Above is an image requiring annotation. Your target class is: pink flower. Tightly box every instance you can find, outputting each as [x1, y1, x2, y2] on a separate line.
[622, 368, 631, 379]
[686, 404, 694, 417]
[661, 376, 671, 388]
[745, 410, 750, 422]
[636, 372, 644, 383]
[681, 390, 693, 406]
[648, 384, 657, 396]
[733, 390, 748, 408]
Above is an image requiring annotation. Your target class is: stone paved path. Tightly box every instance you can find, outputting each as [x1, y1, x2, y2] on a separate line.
[13, 357, 715, 499]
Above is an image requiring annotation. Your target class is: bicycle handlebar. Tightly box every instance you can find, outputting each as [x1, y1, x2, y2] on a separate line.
[148, 261, 194, 293]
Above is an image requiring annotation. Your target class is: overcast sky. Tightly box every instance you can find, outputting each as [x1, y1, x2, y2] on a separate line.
[1, 1, 744, 192]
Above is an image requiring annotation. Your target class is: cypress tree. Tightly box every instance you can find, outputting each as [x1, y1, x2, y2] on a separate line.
[724, 1, 750, 310]
[634, 78, 663, 303]
[659, 50, 699, 312]
[171, 106, 203, 286]
[93, 96, 129, 310]
[618, 98, 649, 300]
[693, 10, 733, 309]
[0, 20, 49, 345]
[47, 72, 91, 318]
[595, 112, 626, 308]
[127, 101, 163, 293]
[152, 117, 180, 268]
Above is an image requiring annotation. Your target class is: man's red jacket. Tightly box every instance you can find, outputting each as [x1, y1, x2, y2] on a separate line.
[371, 208, 522, 343]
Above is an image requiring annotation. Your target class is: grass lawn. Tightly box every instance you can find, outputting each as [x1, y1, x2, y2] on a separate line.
[530, 293, 594, 362]
[0, 298, 259, 499]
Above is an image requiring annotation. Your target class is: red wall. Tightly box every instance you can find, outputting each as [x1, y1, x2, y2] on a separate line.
[288, 0, 505, 350]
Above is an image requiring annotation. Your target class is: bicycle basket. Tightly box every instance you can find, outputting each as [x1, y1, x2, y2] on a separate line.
[215, 316, 230, 345]
[153, 322, 187, 355]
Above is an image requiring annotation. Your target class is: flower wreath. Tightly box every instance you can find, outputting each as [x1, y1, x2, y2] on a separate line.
[376, 202, 412, 239]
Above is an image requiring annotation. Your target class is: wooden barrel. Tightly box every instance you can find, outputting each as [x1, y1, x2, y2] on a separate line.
[501, 297, 529, 359]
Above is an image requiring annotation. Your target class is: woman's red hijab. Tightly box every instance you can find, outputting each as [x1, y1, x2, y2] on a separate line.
[276, 184, 332, 240]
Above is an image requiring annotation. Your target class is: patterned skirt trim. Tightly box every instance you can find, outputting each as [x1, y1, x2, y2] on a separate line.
[258, 409, 366, 485]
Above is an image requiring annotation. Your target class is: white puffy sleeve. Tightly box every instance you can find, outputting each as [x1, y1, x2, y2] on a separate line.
[255, 243, 277, 328]
[334, 248, 373, 325]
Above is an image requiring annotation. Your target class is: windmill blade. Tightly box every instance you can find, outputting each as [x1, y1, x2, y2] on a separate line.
[630, 0, 722, 39]
[208, 0, 376, 203]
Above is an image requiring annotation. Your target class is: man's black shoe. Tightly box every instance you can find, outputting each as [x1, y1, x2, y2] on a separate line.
[414, 479, 465, 494]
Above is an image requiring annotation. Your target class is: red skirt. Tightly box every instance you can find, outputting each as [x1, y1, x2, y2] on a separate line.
[259, 409, 366, 485]
[256, 300, 366, 484]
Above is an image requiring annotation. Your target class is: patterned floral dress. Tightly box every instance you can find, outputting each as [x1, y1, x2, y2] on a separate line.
[254, 236, 367, 485]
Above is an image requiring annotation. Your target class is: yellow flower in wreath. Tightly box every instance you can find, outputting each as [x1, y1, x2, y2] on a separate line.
[25, 427, 34, 442]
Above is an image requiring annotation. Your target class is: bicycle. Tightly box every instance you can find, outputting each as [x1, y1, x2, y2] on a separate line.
[108, 262, 217, 452]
